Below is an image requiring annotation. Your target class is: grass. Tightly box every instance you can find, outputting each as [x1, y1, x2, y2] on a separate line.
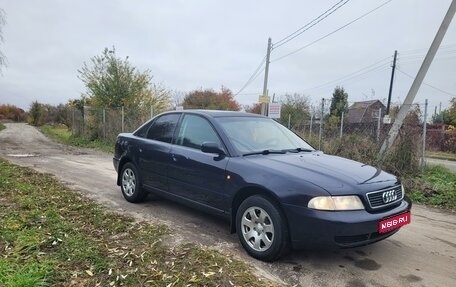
[0, 122, 5, 131]
[403, 164, 456, 211]
[40, 124, 114, 153]
[425, 151, 456, 161]
[0, 159, 279, 287]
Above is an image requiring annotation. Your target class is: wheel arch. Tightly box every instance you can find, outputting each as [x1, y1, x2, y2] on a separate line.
[117, 156, 134, 186]
[230, 186, 289, 234]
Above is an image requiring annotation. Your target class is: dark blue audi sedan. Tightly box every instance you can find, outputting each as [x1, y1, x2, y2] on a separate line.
[114, 110, 411, 261]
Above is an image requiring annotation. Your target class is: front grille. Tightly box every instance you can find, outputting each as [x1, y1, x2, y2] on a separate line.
[366, 185, 403, 209]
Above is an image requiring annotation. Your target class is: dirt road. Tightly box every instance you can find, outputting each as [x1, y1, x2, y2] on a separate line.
[1, 123, 455, 287]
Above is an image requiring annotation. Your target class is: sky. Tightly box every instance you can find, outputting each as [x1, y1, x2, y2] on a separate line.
[0, 0, 455, 114]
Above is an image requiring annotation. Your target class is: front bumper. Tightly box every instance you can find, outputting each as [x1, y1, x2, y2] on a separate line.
[113, 157, 120, 173]
[284, 197, 412, 249]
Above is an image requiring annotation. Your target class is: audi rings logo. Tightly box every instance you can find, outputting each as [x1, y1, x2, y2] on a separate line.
[382, 190, 397, 204]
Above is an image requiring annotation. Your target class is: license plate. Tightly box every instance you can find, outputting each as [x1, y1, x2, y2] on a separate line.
[378, 211, 411, 233]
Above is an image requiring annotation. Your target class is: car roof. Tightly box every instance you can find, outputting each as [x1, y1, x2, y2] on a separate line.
[179, 109, 266, 118]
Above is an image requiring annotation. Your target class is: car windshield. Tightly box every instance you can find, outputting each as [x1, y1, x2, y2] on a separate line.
[217, 116, 315, 155]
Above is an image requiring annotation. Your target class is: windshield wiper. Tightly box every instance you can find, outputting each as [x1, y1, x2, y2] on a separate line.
[284, 147, 314, 153]
[243, 149, 287, 156]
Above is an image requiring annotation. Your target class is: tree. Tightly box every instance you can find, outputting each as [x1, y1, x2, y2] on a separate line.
[279, 93, 310, 129]
[245, 103, 262, 114]
[78, 47, 170, 139]
[78, 47, 170, 112]
[29, 101, 44, 126]
[0, 8, 6, 72]
[0, 104, 27, 122]
[432, 98, 456, 126]
[329, 86, 348, 118]
[183, 87, 240, 111]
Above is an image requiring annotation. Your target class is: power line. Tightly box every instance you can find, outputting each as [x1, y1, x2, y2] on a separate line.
[271, 0, 394, 63]
[234, 56, 266, 96]
[396, 48, 456, 66]
[273, 0, 351, 49]
[396, 67, 456, 97]
[301, 55, 392, 92]
[398, 54, 456, 65]
[398, 43, 456, 55]
[398, 49, 456, 60]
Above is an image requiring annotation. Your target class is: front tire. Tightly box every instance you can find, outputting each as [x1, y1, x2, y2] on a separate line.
[236, 195, 289, 261]
[120, 162, 146, 203]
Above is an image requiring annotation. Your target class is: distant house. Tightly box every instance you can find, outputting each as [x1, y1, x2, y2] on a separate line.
[346, 100, 386, 124]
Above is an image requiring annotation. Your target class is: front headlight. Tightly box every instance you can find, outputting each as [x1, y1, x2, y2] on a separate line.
[308, 196, 364, 211]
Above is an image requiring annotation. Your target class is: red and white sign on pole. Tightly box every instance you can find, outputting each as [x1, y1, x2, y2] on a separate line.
[268, 103, 281, 119]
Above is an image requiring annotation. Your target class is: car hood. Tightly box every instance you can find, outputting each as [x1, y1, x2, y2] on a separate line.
[243, 152, 397, 194]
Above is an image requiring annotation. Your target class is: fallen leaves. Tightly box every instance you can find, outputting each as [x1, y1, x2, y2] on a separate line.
[0, 159, 281, 287]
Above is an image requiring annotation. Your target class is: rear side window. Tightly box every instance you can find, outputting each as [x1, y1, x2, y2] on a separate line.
[134, 121, 153, 138]
[146, 114, 180, 143]
[176, 114, 221, 149]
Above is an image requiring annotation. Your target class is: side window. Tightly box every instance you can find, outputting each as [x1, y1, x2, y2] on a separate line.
[134, 121, 153, 138]
[176, 115, 221, 150]
[146, 114, 180, 143]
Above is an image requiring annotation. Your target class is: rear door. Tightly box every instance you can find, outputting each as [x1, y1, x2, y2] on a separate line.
[138, 113, 180, 191]
[168, 114, 229, 211]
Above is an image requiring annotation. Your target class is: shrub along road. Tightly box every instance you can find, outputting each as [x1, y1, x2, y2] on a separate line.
[1, 123, 455, 287]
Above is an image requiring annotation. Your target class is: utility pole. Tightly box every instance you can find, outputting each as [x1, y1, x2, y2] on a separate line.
[386, 50, 397, 115]
[261, 38, 272, 116]
[378, 0, 456, 161]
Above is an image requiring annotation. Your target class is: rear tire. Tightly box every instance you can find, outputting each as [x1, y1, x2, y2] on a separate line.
[120, 162, 146, 203]
[236, 195, 289, 261]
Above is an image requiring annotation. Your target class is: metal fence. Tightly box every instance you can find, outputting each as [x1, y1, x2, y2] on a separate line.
[68, 100, 455, 174]
[70, 106, 160, 142]
[273, 98, 455, 173]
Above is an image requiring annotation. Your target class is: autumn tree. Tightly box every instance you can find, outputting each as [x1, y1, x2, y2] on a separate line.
[78, 47, 170, 113]
[245, 103, 262, 114]
[183, 87, 240, 111]
[0, 104, 27, 121]
[78, 47, 171, 138]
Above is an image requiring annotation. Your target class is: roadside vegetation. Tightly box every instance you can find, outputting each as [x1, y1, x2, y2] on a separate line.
[0, 122, 5, 131]
[40, 124, 114, 153]
[0, 158, 278, 287]
[403, 164, 456, 211]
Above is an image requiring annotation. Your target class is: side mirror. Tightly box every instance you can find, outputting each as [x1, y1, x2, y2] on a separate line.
[201, 142, 226, 156]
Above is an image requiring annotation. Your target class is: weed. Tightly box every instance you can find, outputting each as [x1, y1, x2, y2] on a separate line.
[40, 124, 114, 153]
[403, 165, 456, 211]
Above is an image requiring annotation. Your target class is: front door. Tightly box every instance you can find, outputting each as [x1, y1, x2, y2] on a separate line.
[168, 114, 229, 211]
